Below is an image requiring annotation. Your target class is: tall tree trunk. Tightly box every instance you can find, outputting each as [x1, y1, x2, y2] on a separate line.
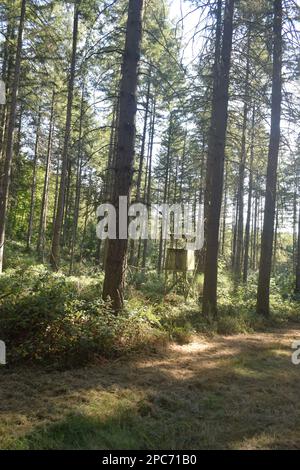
[0, 19, 10, 162]
[61, 158, 72, 248]
[158, 113, 172, 274]
[273, 196, 279, 274]
[257, 0, 282, 316]
[69, 87, 85, 274]
[142, 98, 155, 268]
[8, 104, 23, 236]
[80, 172, 92, 260]
[179, 130, 187, 203]
[295, 207, 300, 294]
[202, 0, 235, 318]
[234, 28, 251, 280]
[37, 89, 55, 260]
[243, 105, 255, 282]
[0, 7, 16, 167]
[50, 0, 80, 270]
[108, 93, 120, 204]
[221, 160, 228, 256]
[0, 0, 26, 272]
[136, 74, 151, 203]
[129, 74, 151, 266]
[251, 185, 258, 270]
[292, 175, 297, 271]
[27, 107, 41, 249]
[102, 0, 144, 311]
[52, 148, 60, 229]
[231, 191, 238, 269]
[104, 100, 117, 203]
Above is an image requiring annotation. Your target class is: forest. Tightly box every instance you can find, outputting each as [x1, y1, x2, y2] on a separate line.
[0, 0, 300, 452]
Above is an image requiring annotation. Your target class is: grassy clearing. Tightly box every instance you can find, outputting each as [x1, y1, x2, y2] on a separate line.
[1, 326, 300, 450]
[0, 252, 299, 449]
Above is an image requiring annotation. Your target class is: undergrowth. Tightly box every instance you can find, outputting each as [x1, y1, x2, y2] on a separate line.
[0, 262, 299, 368]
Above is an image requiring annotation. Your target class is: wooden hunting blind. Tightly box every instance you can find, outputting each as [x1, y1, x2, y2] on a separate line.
[165, 248, 195, 272]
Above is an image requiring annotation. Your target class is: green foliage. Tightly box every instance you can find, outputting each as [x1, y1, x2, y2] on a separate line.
[169, 325, 193, 344]
[128, 270, 166, 300]
[0, 267, 164, 367]
[0, 257, 299, 368]
[130, 269, 300, 338]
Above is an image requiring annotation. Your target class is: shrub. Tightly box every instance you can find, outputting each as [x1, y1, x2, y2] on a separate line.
[217, 316, 249, 335]
[129, 270, 165, 300]
[0, 268, 162, 367]
[169, 326, 193, 344]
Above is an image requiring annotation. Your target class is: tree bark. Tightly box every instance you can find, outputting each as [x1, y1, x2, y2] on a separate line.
[136, 74, 151, 204]
[221, 160, 228, 256]
[234, 27, 251, 280]
[37, 89, 55, 260]
[142, 98, 155, 268]
[50, 0, 80, 270]
[158, 114, 172, 274]
[296, 207, 300, 294]
[251, 183, 258, 270]
[69, 86, 85, 274]
[102, 0, 144, 311]
[257, 0, 282, 316]
[0, 18, 10, 163]
[0, 0, 26, 272]
[129, 74, 151, 266]
[27, 107, 41, 250]
[202, 0, 235, 318]
[273, 193, 279, 274]
[243, 105, 255, 282]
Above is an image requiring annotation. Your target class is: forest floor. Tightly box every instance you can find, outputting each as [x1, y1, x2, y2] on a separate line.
[1, 325, 300, 450]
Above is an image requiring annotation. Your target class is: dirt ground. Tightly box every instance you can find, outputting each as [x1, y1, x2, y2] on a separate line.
[1, 325, 300, 449]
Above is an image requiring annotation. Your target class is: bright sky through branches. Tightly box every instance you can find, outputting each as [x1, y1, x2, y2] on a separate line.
[168, 0, 205, 66]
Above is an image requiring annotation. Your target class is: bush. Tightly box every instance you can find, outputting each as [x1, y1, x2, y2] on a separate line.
[0, 267, 163, 367]
[169, 326, 193, 344]
[217, 316, 249, 335]
[129, 270, 165, 300]
[1, 264, 298, 367]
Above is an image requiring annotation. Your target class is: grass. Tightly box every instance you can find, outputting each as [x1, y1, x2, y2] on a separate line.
[1, 245, 300, 448]
[1, 325, 300, 450]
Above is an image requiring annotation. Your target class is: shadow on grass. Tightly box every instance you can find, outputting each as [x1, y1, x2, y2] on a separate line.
[1, 326, 300, 450]
[16, 411, 146, 450]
